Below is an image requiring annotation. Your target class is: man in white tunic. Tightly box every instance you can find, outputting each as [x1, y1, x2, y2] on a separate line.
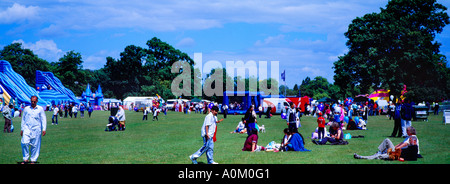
[21, 96, 46, 163]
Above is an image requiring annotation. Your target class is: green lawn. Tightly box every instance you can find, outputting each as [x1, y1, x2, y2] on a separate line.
[1, 110, 448, 164]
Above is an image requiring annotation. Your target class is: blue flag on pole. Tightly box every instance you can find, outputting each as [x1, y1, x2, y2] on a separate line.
[281, 70, 285, 82]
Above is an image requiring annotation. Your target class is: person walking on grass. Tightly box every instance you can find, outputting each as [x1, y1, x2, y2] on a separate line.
[21, 96, 46, 164]
[3, 104, 13, 133]
[52, 104, 59, 125]
[189, 106, 223, 164]
[390, 101, 402, 137]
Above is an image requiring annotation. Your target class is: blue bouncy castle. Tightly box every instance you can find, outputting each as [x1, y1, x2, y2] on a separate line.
[80, 84, 103, 105]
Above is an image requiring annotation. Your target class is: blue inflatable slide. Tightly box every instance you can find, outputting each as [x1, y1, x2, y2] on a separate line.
[36, 70, 80, 105]
[0, 60, 50, 106]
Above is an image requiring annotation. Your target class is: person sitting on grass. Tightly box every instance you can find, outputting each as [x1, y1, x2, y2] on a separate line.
[347, 117, 367, 130]
[279, 128, 291, 151]
[284, 129, 311, 152]
[354, 126, 421, 161]
[105, 116, 118, 131]
[313, 122, 347, 145]
[230, 118, 246, 134]
[242, 129, 266, 152]
[346, 117, 358, 130]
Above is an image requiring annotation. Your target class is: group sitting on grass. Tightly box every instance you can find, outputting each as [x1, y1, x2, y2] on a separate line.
[312, 122, 348, 145]
[242, 128, 311, 152]
[208, 102, 422, 163]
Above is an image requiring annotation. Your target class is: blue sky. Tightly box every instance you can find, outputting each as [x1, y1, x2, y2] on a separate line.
[1, 0, 450, 88]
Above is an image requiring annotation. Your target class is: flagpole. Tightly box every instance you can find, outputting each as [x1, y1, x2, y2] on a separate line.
[281, 69, 286, 97]
[284, 70, 286, 97]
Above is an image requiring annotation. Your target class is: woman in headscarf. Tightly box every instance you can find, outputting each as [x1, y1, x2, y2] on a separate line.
[285, 129, 310, 152]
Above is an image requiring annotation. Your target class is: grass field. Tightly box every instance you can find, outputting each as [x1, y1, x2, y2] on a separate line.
[1, 110, 449, 164]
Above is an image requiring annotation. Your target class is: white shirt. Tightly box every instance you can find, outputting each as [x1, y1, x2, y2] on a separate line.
[144, 107, 150, 115]
[403, 135, 420, 154]
[53, 107, 59, 115]
[283, 135, 291, 145]
[236, 121, 245, 130]
[116, 108, 126, 121]
[201, 112, 217, 138]
[286, 107, 296, 123]
[21, 105, 47, 135]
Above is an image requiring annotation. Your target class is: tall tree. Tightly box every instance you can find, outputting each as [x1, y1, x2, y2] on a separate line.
[334, 0, 450, 101]
[103, 45, 146, 100]
[102, 37, 196, 100]
[53, 51, 86, 95]
[145, 37, 195, 99]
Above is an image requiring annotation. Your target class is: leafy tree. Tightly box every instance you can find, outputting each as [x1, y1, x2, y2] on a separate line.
[53, 51, 86, 95]
[145, 37, 195, 100]
[103, 45, 146, 100]
[301, 76, 330, 98]
[102, 37, 197, 100]
[293, 84, 299, 93]
[334, 0, 450, 101]
[299, 76, 344, 100]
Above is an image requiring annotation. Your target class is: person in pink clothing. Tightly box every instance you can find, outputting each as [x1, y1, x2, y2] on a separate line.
[242, 129, 266, 152]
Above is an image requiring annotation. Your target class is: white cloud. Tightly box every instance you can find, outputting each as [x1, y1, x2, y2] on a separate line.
[2, 0, 389, 33]
[83, 50, 120, 70]
[176, 37, 196, 48]
[13, 39, 64, 62]
[300, 66, 322, 76]
[254, 35, 285, 47]
[0, 3, 39, 24]
[38, 24, 69, 37]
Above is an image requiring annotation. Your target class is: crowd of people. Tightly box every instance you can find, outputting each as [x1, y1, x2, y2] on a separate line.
[48, 103, 95, 125]
[1, 93, 441, 164]
[210, 98, 428, 163]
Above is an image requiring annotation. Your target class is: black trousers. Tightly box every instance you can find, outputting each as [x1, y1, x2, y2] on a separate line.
[4, 118, 11, 133]
[391, 118, 402, 137]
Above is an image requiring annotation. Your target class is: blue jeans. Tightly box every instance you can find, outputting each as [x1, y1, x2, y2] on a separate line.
[191, 136, 214, 164]
[246, 123, 256, 136]
[401, 119, 411, 137]
[52, 114, 58, 124]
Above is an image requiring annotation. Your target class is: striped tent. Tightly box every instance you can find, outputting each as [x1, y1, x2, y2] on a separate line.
[369, 89, 390, 102]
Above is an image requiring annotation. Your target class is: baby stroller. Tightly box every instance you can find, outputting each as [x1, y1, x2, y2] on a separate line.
[105, 116, 118, 131]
